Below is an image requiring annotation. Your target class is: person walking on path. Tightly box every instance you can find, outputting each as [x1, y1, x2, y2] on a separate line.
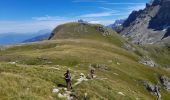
[64, 69, 72, 91]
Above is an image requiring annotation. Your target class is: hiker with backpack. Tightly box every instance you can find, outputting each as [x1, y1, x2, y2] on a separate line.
[90, 68, 95, 79]
[89, 64, 95, 79]
[64, 69, 72, 91]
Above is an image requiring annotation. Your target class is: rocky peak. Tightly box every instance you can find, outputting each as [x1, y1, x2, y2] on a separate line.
[151, 0, 162, 6]
[123, 10, 143, 27]
[150, 0, 170, 6]
[120, 0, 170, 44]
[149, 0, 170, 30]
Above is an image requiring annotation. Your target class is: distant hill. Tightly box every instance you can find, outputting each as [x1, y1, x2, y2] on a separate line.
[49, 22, 125, 46]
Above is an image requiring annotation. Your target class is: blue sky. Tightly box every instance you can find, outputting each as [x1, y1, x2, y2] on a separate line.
[0, 0, 149, 33]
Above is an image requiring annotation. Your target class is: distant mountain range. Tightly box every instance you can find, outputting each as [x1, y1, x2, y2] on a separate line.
[0, 29, 51, 45]
[107, 19, 125, 31]
[23, 33, 50, 43]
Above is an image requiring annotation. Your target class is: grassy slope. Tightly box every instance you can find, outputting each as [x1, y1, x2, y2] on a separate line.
[0, 39, 170, 100]
[50, 22, 125, 47]
[0, 23, 170, 100]
[135, 44, 170, 68]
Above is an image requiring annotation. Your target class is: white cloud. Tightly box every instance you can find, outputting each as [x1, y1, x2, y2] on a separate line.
[32, 15, 66, 21]
[99, 7, 116, 11]
[89, 20, 101, 24]
[87, 19, 116, 25]
[105, 3, 145, 5]
[0, 15, 74, 33]
[79, 11, 116, 18]
[127, 4, 146, 13]
[0, 20, 72, 33]
[0, 2, 146, 33]
[0, 17, 117, 33]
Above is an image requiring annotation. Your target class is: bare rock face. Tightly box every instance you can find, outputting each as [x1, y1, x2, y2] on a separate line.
[139, 56, 157, 67]
[144, 81, 161, 100]
[149, 0, 170, 30]
[160, 75, 170, 93]
[121, 0, 170, 44]
[162, 27, 170, 39]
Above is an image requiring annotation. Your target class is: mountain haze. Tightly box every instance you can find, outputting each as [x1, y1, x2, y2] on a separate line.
[0, 29, 51, 45]
[23, 33, 50, 43]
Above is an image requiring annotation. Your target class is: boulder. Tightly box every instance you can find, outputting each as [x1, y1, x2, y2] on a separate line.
[91, 64, 108, 71]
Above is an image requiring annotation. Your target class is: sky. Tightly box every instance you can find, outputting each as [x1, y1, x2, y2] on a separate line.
[0, 0, 149, 33]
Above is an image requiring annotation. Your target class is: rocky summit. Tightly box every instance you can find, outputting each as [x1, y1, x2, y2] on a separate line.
[120, 0, 170, 44]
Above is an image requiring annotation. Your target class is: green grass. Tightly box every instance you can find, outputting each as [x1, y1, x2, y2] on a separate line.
[0, 38, 170, 100]
[136, 44, 170, 68]
[50, 22, 125, 47]
[0, 23, 170, 99]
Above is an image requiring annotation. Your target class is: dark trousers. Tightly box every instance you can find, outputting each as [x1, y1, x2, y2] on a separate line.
[66, 79, 72, 91]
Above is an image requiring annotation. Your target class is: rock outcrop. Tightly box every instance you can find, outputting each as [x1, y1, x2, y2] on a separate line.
[96, 26, 111, 36]
[160, 75, 170, 93]
[120, 0, 170, 44]
[144, 81, 161, 100]
[139, 56, 157, 67]
[143, 75, 170, 100]
[91, 64, 108, 71]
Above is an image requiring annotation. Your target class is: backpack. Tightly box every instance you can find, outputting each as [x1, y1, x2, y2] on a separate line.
[65, 73, 71, 80]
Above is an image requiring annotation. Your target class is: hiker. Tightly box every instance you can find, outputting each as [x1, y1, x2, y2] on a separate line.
[89, 64, 95, 79]
[64, 69, 72, 91]
[90, 68, 95, 78]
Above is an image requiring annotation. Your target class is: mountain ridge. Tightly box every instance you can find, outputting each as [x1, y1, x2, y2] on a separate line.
[120, 0, 170, 44]
[0, 29, 51, 45]
[23, 33, 50, 43]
